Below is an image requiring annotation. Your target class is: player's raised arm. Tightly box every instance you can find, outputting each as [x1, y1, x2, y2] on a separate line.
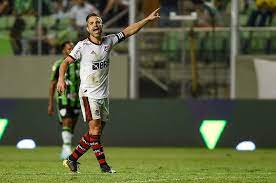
[122, 8, 160, 38]
[56, 56, 75, 93]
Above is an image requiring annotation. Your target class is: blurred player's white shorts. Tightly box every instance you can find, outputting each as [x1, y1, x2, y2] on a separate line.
[79, 97, 109, 122]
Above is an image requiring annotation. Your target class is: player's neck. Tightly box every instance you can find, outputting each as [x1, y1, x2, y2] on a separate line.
[89, 35, 102, 45]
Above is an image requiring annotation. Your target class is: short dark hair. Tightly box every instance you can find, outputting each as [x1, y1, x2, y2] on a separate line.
[86, 13, 101, 22]
[61, 41, 72, 50]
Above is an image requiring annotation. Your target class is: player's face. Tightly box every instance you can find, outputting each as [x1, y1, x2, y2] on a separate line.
[86, 16, 103, 39]
[63, 42, 74, 56]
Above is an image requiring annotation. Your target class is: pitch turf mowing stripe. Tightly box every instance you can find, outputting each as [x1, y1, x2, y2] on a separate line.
[0, 147, 275, 183]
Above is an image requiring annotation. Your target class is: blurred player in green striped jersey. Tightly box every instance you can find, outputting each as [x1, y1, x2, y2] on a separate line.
[48, 41, 81, 160]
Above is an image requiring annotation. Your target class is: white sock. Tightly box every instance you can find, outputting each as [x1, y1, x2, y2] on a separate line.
[62, 131, 73, 147]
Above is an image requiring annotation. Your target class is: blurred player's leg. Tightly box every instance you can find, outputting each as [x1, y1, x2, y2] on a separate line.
[60, 118, 76, 160]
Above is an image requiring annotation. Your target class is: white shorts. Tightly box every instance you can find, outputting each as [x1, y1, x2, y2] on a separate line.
[79, 97, 109, 122]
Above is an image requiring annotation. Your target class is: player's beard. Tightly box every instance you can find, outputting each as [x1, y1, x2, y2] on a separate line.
[89, 29, 102, 39]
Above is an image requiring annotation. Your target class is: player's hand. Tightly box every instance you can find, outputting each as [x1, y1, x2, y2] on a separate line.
[57, 79, 66, 94]
[48, 104, 54, 116]
[146, 8, 160, 21]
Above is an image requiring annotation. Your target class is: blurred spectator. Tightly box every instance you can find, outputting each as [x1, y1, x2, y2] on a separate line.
[14, 0, 53, 16]
[29, 26, 54, 55]
[51, 0, 68, 30]
[95, 0, 116, 17]
[242, 0, 251, 13]
[14, 0, 35, 15]
[193, 0, 212, 27]
[40, 0, 53, 16]
[159, 0, 180, 27]
[101, 0, 127, 20]
[207, 0, 230, 26]
[0, 0, 9, 15]
[52, 0, 72, 11]
[242, 0, 273, 53]
[9, 16, 26, 55]
[89, 0, 128, 27]
[247, 0, 273, 26]
[192, 0, 230, 27]
[69, 0, 99, 39]
[181, 0, 195, 14]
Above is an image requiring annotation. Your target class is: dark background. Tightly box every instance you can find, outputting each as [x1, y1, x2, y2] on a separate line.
[0, 99, 275, 147]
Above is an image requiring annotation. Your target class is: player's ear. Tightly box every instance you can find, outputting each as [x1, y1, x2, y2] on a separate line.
[86, 26, 89, 32]
[99, 17, 103, 27]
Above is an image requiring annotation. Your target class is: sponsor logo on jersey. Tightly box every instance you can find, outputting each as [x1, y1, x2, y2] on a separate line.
[92, 60, 109, 70]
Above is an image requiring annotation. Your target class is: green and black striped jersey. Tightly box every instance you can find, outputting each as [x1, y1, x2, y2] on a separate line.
[50, 58, 80, 108]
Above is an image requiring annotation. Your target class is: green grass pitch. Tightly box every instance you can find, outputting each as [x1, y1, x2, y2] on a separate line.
[0, 146, 275, 183]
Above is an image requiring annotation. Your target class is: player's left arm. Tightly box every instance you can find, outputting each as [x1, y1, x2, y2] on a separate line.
[122, 8, 160, 38]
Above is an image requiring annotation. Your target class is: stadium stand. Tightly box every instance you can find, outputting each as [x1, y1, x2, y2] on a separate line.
[0, 0, 275, 98]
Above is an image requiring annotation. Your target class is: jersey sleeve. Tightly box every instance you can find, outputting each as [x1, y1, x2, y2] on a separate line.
[69, 42, 82, 61]
[50, 62, 60, 81]
[108, 32, 126, 46]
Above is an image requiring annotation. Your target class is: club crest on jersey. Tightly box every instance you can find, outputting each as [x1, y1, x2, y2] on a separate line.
[104, 45, 110, 52]
[91, 50, 96, 55]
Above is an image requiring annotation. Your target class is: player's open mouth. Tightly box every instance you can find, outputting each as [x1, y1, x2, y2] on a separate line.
[93, 27, 101, 33]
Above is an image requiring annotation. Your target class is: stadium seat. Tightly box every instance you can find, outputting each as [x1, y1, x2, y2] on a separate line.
[57, 29, 78, 44]
[0, 31, 13, 56]
[0, 16, 8, 30]
[240, 31, 251, 54]
[22, 30, 35, 40]
[198, 32, 213, 62]
[196, 31, 207, 61]
[58, 17, 71, 29]
[250, 32, 269, 53]
[240, 31, 250, 40]
[41, 16, 55, 29]
[271, 17, 276, 26]
[216, 31, 229, 61]
[22, 16, 36, 29]
[161, 32, 180, 61]
[6, 16, 15, 29]
[195, 30, 229, 63]
[266, 32, 275, 53]
[239, 14, 249, 26]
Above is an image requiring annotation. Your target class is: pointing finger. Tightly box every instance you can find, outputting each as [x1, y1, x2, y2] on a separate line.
[153, 8, 160, 13]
